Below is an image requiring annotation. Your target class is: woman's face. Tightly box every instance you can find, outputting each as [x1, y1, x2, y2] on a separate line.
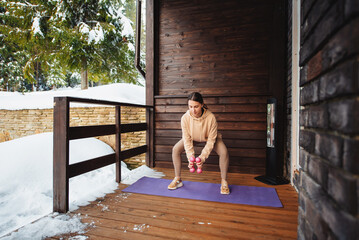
[188, 100, 203, 118]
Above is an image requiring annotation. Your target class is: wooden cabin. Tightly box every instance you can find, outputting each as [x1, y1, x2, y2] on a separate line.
[145, 0, 287, 175]
[51, 0, 358, 239]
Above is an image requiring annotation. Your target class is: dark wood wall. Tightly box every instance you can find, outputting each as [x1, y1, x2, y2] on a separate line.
[148, 0, 285, 174]
[158, 0, 273, 96]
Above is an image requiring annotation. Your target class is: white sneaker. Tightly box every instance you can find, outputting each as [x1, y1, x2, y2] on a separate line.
[168, 178, 183, 190]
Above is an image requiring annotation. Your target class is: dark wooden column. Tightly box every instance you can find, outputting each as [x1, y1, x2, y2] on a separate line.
[115, 106, 121, 182]
[146, 107, 154, 167]
[146, 0, 157, 167]
[146, 0, 155, 106]
[53, 97, 69, 213]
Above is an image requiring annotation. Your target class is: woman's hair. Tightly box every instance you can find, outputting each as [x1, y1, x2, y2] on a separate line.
[188, 92, 208, 109]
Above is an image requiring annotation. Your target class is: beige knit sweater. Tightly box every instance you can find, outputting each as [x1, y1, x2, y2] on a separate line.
[181, 109, 220, 161]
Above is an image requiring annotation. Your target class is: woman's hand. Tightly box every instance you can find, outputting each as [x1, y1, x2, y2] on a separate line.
[188, 161, 194, 169]
[188, 156, 195, 169]
[195, 157, 204, 168]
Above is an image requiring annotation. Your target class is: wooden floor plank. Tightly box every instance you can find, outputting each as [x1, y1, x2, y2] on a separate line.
[84, 224, 170, 240]
[80, 204, 297, 239]
[81, 216, 223, 240]
[96, 199, 298, 229]
[49, 168, 298, 239]
[84, 191, 298, 225]
[79, 207, 295, 239]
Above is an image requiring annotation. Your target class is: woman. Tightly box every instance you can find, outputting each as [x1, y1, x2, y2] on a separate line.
[167, 92, 230, 194]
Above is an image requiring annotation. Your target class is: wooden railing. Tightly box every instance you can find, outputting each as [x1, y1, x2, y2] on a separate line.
[53, 96, 153, 213]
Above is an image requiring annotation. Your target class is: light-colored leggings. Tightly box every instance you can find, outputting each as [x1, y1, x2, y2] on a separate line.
[172, 138, 229, 180]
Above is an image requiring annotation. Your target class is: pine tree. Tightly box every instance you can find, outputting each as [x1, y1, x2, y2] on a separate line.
[0, 2, 25, 91]
[0, 36, 27, 91]
[0, 0, 61, 91]
[51, 0, 138, 89]
[0, 0, 139, 91]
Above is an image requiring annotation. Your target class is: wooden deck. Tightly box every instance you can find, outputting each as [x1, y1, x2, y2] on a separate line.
[49, 168, 298, 240]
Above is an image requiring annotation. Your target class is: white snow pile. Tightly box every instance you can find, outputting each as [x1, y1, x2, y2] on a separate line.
[2, 213, 88, 240]
[0, 83, 145, 110]
[0, 133, 164, 239]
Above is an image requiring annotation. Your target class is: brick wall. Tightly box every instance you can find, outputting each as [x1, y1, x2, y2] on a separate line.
[297, 0, 359, 239]
[0, 106, 146, 168]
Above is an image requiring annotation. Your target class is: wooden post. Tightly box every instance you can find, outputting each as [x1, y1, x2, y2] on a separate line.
[146, 0, 156, 106]
[146, 0, 157, 167]
[146, 107, 154, 167]
[115, 106, 121, 182]
[53, 97, 69, 213]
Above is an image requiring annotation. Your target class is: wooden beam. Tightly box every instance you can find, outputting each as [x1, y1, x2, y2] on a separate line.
[120, 145, 147, 160]
[115, 106, 121, 183]
[53, 97, 69, 213]
[146, 0, 157, 167]
[69, 125, 116, 140]
[65, 96, 153, 108]
[121, 123, 147, 133]
[154, 94, 269, 99]
[146, 108, 154, 167]
[68, 154, 116, 178]
[146, 0, 155, 106]
[69, 123, 147, 140]
[64, 145, 148, 175]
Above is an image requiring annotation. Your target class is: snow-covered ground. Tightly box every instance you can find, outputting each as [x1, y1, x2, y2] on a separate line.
[0, 83, 145, 110]
[0, 84, 165, 239]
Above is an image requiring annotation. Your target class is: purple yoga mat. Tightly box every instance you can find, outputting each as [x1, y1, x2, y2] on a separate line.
[122, 177, 283, 207]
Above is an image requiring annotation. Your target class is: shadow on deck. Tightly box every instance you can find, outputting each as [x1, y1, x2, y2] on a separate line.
[48, 168, 298, 240]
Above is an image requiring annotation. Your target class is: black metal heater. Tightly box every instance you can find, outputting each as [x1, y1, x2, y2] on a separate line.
[255, 98, 289, 185]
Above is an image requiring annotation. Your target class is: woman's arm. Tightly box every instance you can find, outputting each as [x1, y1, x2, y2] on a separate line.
[181, 115, 195, 159]
[198, 116, 218, 161]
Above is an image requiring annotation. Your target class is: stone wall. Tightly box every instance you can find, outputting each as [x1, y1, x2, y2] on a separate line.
[0, 106, 146, 168]
[297, 0, 358, 239]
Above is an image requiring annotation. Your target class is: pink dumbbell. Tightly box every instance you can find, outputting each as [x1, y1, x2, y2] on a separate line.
[189, 156, 195, 173]
[196, 157, 203, 174]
